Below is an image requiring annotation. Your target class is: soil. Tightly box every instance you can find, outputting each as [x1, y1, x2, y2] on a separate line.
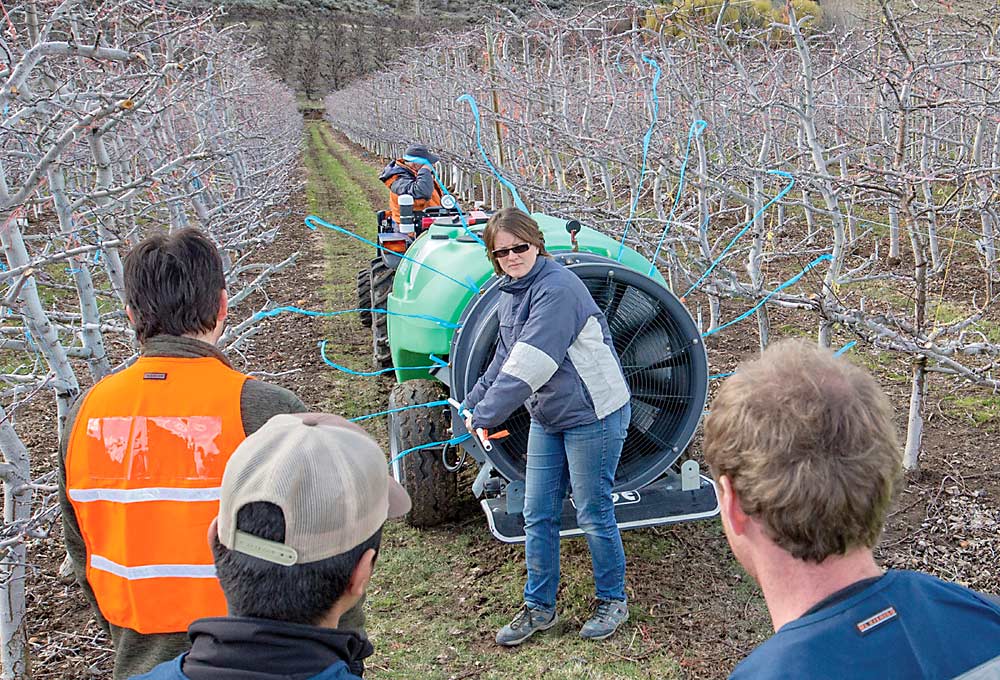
[12, 127, 1000, 680]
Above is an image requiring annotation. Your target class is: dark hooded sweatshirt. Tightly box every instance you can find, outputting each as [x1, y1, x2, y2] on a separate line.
[131, 617, 373, 680]
[377, 160, 436, 200]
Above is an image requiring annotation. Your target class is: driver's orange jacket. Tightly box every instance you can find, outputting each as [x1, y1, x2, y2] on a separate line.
[65, 356, 249, 634]
[383, 166, 443, 223]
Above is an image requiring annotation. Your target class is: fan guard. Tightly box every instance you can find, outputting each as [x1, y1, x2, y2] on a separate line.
[450, 253, 708, 492]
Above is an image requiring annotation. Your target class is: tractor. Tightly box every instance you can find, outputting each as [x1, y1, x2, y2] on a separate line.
[356, 203, 718, 541]
[356, 193, 488, 368]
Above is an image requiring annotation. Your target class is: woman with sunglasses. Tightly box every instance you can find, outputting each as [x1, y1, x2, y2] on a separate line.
[460, 208, 632, 646]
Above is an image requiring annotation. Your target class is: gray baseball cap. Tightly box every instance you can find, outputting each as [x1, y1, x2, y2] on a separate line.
[217, 413, 410, 566]
[402, 144, 439, 164]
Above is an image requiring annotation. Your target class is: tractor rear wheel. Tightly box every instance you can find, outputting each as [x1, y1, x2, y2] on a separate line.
[370, 259, 394, 369]
[356, 265, 373, 328]
[388, 380, 458, 528]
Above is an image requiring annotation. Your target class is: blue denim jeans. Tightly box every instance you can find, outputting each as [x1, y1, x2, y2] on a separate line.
[522, 403, 630, 612]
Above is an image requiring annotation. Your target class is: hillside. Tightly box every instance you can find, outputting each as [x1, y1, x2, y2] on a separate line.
[206, 0, 997, 99]
[191, 0, 580, 21]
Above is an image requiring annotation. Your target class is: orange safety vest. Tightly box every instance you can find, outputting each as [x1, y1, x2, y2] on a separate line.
[66, 356, 249, 634]
[384, 162, 444, 224]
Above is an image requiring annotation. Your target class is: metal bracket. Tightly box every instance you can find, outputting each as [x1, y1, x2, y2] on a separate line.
[681, 460, 701, 491]
[505, 480, 525, 515]
[472, 460, 495, 498]
[430, 364, 451, 388]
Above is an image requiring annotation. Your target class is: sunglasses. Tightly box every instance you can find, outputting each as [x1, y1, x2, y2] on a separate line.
[492, 243, 531, 259]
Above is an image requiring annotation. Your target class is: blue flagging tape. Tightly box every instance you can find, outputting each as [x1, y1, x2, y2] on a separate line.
[319, 340, 441, 377]
[305, 215, 478, 293]
[648, 120, 707, 275]
[22, 328, 42, 357]
[428, 353, 449, 367]
[835, 340, 857, 356]
[390, 433, 473, 465]
[709, 372, 735, 380]
[682, 171, 797, 299]
[618, 56, 662, 262]
[457, 93, 529, 214]
[351, 399, 450, 423]
[702, 254, 832, 339]
[255, 305, 461, 329]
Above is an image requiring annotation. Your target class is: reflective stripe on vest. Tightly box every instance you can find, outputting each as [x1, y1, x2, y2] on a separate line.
[69, 486, 221, 503]
[89, 555, 218, 580]
[66, 356, 249, 634]
[384, 165, 444, 223]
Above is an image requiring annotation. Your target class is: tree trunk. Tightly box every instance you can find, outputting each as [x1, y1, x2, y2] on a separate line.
[0, 406, 31, 680]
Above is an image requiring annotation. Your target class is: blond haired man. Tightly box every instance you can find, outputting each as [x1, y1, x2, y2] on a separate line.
[704, 340, 1000, 680]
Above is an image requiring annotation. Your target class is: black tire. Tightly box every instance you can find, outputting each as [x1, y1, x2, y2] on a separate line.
[370, 258, 394, 369]
[356, 266, 373, 328]
[389, 380, 458, 528]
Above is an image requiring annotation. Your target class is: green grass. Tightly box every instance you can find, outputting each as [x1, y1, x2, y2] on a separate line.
[835, 281, 1000, 372]
[0, 346, 37, 375]
[941, 393, 1000, 429]
[302, 119, 386, 399]
[316, 125, 388, 206]
[304, 121, 377, 314]
[929, 300, 1000, 345]
[776, 323, 810, 338]
[852, 348, 910, 384]
[304, 122, 376, 231]
[365, 523, 690, 679]
[773, 323, 912, 383]
[297, 97, 326, 113]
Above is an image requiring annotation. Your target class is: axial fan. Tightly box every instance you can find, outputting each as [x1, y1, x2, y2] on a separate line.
[451, 252, 708, 492]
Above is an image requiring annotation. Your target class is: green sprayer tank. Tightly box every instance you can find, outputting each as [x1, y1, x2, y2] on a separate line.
[387, 213, 665, 380]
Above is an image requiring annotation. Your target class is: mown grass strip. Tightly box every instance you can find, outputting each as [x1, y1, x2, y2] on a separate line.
[318, 125, 388, 218]
[366, 522, 692, 679]
[306, 122, 376, 231]
[303, 120, 382, 395]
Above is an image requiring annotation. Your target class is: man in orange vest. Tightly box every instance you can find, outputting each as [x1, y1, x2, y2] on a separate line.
[57, 229, 364, 679]
[378, 143, 444, 225]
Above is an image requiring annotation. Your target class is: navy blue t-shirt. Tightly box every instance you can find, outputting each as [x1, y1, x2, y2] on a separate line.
[730, 570, 1000, 680]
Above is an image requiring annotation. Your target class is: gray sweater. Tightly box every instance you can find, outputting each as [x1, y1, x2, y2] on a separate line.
[57, 335, 365, 680]
[463, 257, 630, 432]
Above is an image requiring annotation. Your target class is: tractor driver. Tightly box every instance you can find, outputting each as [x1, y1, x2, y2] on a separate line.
[378, 144, 444, 226]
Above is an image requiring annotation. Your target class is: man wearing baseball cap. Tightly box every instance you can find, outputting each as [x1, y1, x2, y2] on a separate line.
[133, 413, 410, 680]
[378, 143, 445, 225]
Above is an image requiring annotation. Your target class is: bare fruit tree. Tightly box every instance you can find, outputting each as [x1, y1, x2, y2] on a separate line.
[0, 1, 302, 677]
[326, 0, 1000, 473]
